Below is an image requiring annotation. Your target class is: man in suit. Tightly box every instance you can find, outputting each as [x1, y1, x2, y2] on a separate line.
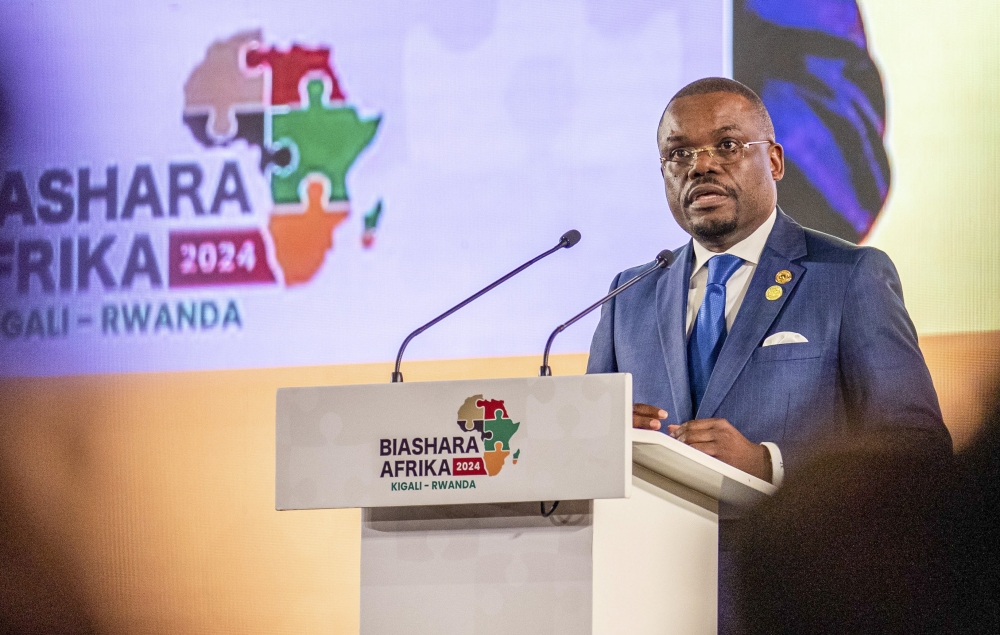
[586, 77, 951, 632]
[588, 77, 949, 478]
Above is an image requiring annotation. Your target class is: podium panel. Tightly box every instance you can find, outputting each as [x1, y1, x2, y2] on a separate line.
[276, 375, 632, 510]
[593, 466, 719, 634]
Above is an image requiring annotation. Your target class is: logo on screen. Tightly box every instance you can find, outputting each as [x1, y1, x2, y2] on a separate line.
[181, 29, 382, 287]
[0, 29, 383, 346]
[377, 395, 521, 491]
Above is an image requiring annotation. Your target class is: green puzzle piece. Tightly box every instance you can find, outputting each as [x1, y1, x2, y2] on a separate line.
[270, 79, 380, 204]
[483, 412, 520, 452]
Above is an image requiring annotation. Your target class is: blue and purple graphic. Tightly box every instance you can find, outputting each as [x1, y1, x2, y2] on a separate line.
[735, 0, 891, 242]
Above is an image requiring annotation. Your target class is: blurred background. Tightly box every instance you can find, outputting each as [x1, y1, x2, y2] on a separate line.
[0, 0, 997, 632]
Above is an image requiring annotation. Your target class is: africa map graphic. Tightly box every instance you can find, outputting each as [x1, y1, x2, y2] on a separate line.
[182, 29, 382, 286]
[456, 395, 521, 476]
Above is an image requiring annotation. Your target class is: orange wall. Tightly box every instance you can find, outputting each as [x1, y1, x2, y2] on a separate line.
[919, 331, 1000, 449]
[1, 341, 997, 632]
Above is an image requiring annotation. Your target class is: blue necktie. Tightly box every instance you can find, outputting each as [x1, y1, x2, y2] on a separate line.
[688, 254, 744, 412]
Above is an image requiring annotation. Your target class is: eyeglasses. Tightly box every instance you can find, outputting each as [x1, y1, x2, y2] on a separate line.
[660, 139, 772, 171]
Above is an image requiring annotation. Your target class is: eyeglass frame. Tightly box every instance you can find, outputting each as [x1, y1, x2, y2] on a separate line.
[659, 139, 774, 170]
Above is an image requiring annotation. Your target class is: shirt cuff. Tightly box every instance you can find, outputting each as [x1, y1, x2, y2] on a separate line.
[760, 442, 784, 487]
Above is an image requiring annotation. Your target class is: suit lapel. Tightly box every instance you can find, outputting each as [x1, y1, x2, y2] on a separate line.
[695, 211, 808, 420]
[656, 242, 694, 424]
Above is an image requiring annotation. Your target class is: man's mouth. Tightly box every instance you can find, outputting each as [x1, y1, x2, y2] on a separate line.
[686, 183, 732, 207]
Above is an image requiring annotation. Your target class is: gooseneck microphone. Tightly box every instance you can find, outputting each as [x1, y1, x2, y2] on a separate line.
[391, 230, 582, 382]
[539, 249, 674, 376]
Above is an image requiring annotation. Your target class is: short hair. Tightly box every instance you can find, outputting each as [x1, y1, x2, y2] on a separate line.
[662, 77, 775, 139]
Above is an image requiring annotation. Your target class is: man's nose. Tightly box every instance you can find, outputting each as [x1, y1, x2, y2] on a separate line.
[689, 149, 721, 176]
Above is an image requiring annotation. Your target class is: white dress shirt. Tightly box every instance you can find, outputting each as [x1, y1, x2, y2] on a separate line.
[684, 209, 784, 486]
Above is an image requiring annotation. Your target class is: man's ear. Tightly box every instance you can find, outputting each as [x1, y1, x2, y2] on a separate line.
[770, 142, 785, 181]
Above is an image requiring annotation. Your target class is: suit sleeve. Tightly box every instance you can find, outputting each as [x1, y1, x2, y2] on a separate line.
[839, 248, 952, 452]
[586, 273, 623, 374]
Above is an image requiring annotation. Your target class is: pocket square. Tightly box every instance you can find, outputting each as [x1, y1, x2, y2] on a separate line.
[762, 331, 809, 346]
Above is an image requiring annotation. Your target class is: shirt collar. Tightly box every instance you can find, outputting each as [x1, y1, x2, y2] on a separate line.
[691, 208, 777, 274]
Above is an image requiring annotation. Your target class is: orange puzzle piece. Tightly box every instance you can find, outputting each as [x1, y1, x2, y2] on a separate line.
[268, 179, 348, 286]
[482, 442, 510, 477]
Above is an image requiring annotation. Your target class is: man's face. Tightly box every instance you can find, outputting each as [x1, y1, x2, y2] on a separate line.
[657, 92, 784, 251]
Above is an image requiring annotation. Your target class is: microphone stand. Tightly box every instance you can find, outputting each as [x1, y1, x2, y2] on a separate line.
[539, 249, 674, 377]
[391, 230, 581, 382]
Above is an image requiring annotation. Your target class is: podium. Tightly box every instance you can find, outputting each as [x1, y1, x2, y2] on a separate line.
[276, 375, 774, 634]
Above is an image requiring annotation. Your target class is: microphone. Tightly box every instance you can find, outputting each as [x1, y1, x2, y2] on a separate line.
[391, 230, 582, 382]
[539, 249, 674, 376]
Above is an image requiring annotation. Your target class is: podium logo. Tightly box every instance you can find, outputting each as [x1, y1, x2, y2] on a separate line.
[376, 394, 521, 489]
[455, 395, 521, 477]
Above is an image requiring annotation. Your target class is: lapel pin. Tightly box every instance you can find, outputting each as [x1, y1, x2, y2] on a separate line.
[765, 285, 783, 301]
[775, 269, 792, 284]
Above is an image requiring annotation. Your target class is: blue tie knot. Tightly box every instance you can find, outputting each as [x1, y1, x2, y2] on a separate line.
[707, 254, 744, 287]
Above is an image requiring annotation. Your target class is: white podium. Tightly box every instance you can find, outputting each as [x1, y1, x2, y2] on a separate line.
[276, 375, 774, 634]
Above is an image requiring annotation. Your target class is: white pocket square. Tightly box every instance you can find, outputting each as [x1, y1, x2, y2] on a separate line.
[762, 331, 809, 346]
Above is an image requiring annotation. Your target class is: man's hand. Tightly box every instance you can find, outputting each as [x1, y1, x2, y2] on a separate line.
[633, 404, 668, 431]
[667, 418, 772, 482]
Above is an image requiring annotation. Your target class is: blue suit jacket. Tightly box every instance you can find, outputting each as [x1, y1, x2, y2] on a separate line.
[587, 210, 951, 468]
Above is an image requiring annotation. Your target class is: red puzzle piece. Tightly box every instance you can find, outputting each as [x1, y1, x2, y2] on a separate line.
[476, 399, 508, 420]
[245, 45, 346, 106]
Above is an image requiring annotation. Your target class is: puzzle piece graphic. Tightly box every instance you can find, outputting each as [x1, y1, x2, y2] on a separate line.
[482, 445, 510, 476]
[184, 29, 265, 139]
[363, 200, 382, 232]
[229, 112, 293, 171]
[183, 111, 291, 173]
[270, 80, 380, 204]
[483, 415, 519, 452]
[457, 395, 486, 434]
[456, 418, 484, 435]
[477, 399, 508, 419]
[268, 177, 348, 286]
[246, 44, 345, 107]
[361, 199, 383, 249]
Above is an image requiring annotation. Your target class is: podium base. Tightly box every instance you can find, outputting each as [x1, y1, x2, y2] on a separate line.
[361, 466, 719, 635]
